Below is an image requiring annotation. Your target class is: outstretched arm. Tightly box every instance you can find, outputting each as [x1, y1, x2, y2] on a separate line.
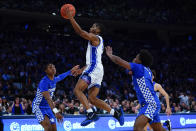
[66, 8, 99, 46]
[55, 65, 80, 82]
[105, 46, 131, 70]
[155, 83, 171, 115]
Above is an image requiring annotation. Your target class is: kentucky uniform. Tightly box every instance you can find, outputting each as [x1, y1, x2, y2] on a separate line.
[32, 71, 71, 124]
[130, 63, 161, 124]
[81, 35, 104, 89]
[153, 81, 160, 98]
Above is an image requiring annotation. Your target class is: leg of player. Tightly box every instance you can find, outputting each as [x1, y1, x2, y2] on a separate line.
[150, 123, 166, 131]
[88, 87, 124, 126]
[74, 79, 91, 110]
[134, 115, 150, 131]
[144, 123, 148, 131]
[144, 124, 148, 131]
[144, 123, 153, 131]
[74, 79, 99, 126]
[40, 116, 52, 131]
[51, 124, 57, 131]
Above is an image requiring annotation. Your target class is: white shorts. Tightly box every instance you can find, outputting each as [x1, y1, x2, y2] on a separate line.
[80, 64, 104, 89]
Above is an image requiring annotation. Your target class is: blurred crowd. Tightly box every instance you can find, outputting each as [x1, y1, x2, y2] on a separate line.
[0, 27, 196, 116]
[0, 0, 196, 25]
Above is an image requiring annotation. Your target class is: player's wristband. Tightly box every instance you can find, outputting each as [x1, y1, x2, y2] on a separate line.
[53, 108, 59, 114]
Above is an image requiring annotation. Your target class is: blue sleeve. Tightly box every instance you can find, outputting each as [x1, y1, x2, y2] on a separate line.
[129, 62, 143, 77]
[55, 70, 71, 83]
[39, 79, 49, 92]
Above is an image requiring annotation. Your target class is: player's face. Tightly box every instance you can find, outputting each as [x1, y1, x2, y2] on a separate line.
[133, 54, 141, 64]
[152, 74, 154, 81]
[46, 64, 56, 75]
[89, 24, 100, 34]
[15, 97, 19, 104]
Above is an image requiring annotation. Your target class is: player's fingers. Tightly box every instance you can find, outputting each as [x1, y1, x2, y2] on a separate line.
[57, 118, 60, 123]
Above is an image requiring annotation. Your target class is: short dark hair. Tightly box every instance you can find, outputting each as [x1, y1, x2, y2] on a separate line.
[44, 63, 52, 71]
[139, 49, 153, 67]
[95, 23, 105, 35]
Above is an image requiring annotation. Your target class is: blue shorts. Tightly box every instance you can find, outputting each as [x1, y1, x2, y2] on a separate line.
[137, 103, 161, 124]
[35, 107, 56, 124]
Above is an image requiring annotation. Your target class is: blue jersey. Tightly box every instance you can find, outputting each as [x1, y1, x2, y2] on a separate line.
[130, 63, 160, 107]
[153, 81, 160, 98]
[32, 71, 71, 113]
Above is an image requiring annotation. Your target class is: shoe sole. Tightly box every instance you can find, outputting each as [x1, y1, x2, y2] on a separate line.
[80, 116, 99, 126]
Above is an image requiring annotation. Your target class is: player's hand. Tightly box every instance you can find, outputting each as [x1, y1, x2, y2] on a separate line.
[55, 112, 63, 123]
[71, 65, 80, 76]
[166, 107, 172, 116]
[65, 7, 74, 19]
[105, 46, 113, 56]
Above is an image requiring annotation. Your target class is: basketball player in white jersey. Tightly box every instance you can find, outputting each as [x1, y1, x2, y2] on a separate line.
[65, 8, 124, 126]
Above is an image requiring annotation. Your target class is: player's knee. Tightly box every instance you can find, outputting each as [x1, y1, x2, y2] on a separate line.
[73, 87, 79, 95]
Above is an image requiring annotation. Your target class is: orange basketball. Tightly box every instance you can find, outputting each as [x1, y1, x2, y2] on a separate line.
[60, 4, 76, 19]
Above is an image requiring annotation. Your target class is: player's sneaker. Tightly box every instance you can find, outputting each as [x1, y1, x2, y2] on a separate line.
[113, 107, 124, 126]
[165, 119, 171, 131]
[80, 112, 99, 126]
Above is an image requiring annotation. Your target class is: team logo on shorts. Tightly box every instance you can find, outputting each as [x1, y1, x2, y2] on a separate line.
[10, 122, 20, 131]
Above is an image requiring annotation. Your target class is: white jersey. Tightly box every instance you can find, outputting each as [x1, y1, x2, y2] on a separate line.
[82, 35, 104, 89]
[86, 35, 103, 66]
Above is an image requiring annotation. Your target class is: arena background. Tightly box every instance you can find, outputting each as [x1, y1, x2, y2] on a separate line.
[0, 0, 196, 131]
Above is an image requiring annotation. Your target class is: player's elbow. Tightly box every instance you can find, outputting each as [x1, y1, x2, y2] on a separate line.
[164, 94, 169, 99]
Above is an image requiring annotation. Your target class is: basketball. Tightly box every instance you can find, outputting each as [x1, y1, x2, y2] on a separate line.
[60, 4, 76, 19]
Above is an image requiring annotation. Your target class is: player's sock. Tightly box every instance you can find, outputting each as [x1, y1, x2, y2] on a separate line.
[110, 109, 115, 115]
[86, 108, 93, 113]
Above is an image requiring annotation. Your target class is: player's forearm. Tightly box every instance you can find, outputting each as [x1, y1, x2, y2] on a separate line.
[164, 95, 170, 108]
[108, 54, 124, 66]
[45, 97, 56, 110]
[69, 17, 83, 35]
[57, 70, 71, 81]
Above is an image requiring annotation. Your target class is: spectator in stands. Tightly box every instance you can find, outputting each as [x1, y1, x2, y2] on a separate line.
[179, 93, 189, 106]
[1, 96, 9, 114]
[79, 104, 85, 114]
[59, 103, 66, 115]
[190, 101, 196, 112]
[66, 103, 78, 114]
[11, 97, 25, 115]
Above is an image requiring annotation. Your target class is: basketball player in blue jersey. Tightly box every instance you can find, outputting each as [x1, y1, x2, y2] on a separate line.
[106, 46, 166, 131]
[32, 64, 79, 131]
[65, 9, 124, 126]
[133, 70, 172, 131]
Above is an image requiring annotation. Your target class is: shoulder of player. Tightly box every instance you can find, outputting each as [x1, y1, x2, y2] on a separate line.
[40, 76, 50, 84]
[154, 83, 162, 90]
